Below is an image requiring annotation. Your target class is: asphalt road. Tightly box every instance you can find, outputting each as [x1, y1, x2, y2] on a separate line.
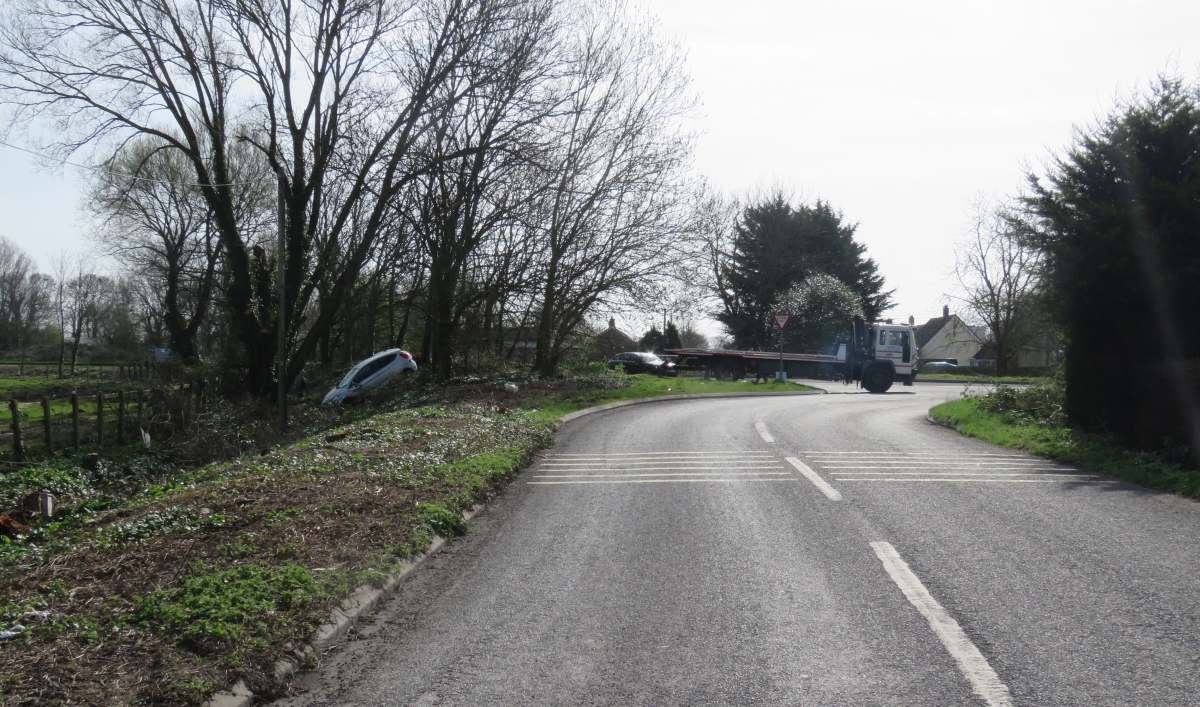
[278, 382, 1200, 706]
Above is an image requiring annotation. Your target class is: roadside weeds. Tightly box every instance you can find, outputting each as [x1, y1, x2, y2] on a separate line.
[929, 397, 1200, 498]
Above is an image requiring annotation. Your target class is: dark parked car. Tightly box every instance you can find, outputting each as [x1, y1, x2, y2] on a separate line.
[607, 352, 678, 377]
[921, 360, 958, 372]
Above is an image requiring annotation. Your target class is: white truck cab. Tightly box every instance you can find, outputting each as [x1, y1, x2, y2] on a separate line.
[847, 318, 919, 392]
[872, 323, 919, 382]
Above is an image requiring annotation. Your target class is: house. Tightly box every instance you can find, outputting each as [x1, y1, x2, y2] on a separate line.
[916, 306, 984, 366]
[918, 306, 1060, 372]
[590, 318, 635, 360]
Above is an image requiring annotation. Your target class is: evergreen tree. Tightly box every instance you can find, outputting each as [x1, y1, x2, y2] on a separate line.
[1026, 75, 1200, 460]
[714, 194, 892, 349]
[663, 322, 683, 350]
[639, 327, 663, 352]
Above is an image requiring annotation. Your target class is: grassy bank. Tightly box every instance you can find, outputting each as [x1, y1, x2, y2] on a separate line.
[0, 370, 819, 706]
[919, 373, 1045, 384]
[930, 395, 1200, 498]
[523, 374, 818, 421]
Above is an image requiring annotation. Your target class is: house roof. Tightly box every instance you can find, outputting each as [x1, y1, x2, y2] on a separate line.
[593, 323, 634, 347]
[915, 316, 951, 349]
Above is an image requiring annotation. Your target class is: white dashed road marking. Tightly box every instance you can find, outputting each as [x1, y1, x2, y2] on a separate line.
[784, 457, 842, 501]
[755, 422, 775, 444]
[871, 542, 1014, 707]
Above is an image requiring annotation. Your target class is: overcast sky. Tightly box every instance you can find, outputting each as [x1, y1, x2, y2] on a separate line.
[3, 0, 1200, 328]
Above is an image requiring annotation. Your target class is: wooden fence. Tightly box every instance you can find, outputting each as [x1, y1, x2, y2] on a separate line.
[0, 362, 154, 382]
[3, 380, 217, 461]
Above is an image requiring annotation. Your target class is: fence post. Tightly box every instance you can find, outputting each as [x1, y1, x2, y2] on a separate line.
[116, 390, 125, 445]
[136, 389, 144, 437]
[96, 392, 105, 447]
[41, 397, 51, 453]
[9, 400, 25, 462]
[71, 393, 80, 448]
[119, 364, 124, 381]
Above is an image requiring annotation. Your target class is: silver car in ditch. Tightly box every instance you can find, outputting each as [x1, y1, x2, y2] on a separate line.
[322, 348, 417, 404]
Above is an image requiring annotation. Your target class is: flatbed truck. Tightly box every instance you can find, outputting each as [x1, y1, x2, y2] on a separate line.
[666, 318, 918, 393]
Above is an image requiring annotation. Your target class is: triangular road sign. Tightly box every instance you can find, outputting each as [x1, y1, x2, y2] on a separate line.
[773, 313, 791, 330]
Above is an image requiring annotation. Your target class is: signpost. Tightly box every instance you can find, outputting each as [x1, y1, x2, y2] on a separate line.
[772, 313, 791, 381]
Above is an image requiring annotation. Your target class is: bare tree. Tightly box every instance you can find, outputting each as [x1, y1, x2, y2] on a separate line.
[0, 237, 35, 351]
[55, 255, 107, 375]
[0, 238, 51, 373]
[396, 0, 560, 380]
[530, 1, 695, 375]
[1, 0, 547, 393]
[90, 138, 272, 364]
[16, 273, 52, 373]
[953, 199, 1045, 376]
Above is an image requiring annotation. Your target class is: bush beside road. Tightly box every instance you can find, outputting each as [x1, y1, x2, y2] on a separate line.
[930, 381, 1200, 499]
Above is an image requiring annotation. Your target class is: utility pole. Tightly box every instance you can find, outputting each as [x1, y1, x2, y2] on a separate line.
[277, 174, 288, 430]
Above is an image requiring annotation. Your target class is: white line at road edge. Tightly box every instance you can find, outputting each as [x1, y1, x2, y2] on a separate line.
[755, 422, 775, 444]
[784, 457, 842, 501]
[870, 542, 1014, 707]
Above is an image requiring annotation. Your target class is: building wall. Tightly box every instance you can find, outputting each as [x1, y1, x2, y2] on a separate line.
[918, 317, 982, 366]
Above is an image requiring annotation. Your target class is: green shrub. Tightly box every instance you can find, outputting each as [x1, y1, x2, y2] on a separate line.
[134, 562, 324, 653]
[973, 378, 1066, 428]
[416, 503, 466, 538]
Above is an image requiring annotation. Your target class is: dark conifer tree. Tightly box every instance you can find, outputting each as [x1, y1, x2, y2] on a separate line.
[715, 194, 892, 349]
[1026, 76, 1200, 461]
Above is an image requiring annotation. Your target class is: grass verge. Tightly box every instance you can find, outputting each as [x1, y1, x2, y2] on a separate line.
[521, 374, 818, 422]
[930, 396, 1200, 498]
[918, 373, 1046, 384]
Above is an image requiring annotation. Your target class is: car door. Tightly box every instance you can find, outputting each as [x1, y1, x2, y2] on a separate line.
[352, 353, 397, 390]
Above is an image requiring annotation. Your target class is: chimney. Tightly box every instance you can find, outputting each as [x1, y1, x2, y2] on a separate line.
[608, 317, 616, 330]
[942, 305, 950, 318]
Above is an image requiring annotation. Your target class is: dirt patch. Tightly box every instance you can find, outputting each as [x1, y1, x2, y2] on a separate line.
[0, 405, 552, 706]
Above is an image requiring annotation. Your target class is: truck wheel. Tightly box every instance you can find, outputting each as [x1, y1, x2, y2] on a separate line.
[862, 364, 894, 393]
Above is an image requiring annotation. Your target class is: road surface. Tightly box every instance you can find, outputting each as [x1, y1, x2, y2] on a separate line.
[279, 382, 1200, 706]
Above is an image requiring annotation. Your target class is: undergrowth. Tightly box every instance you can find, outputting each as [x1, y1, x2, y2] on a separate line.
[931, 378, 1200, 498]
[134, 562, 326, 655]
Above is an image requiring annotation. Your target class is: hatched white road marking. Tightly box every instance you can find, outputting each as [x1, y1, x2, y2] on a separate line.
[527, 478, 799, 485]
[534, 472, 793, 478]
[840, 478, 1106, 483]
[540, 466, 785, 471]
[755, 422, 775, 444]
[540, 460, 782, 465]
[825, 463, 1060, 468]
[829, 471, 1094, 476]
[871, 542, 1014, 707]
[546, 451, 776, 458]
[800, 451, 1031, 457]
[785, 457, 842, 501]
[531, 451, 795, 486]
